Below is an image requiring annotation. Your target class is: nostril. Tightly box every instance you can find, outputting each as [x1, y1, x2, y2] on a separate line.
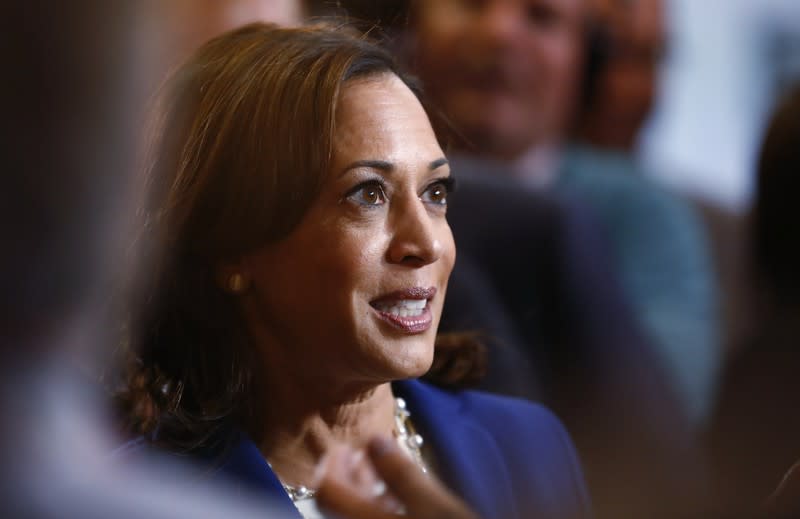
[398, 254, 429, 268]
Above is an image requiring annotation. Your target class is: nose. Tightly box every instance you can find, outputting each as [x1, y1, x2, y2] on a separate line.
[386, 196, 445, 268]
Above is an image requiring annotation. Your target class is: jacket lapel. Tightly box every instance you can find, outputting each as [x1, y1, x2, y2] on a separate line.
[215, 381, 518, 519]
[393, 380, 518, 519]
[215, 433, 303, 518]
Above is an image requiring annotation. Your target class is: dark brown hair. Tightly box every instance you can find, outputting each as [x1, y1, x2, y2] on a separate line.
[752, 84, 800, 308]
[115, 22, 484, 453]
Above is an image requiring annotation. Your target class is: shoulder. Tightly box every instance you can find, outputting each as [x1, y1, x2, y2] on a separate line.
[566, 149, 701, 227]
[398, 379, 591, 513]
[455, 389, 583, 472]
[460, 387, 567, 432]
[400, 378, 572, 444]
[456, 390, 593, 518]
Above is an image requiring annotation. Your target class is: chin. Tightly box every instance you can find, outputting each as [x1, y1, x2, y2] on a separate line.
[384, 338, 435, 380]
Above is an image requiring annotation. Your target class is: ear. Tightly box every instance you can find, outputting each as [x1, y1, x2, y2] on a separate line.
[215, 261, 251, 295]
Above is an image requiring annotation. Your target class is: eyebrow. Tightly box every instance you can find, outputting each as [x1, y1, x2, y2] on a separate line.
[429, 157, 449, 170]
[339, 158, 449, 177]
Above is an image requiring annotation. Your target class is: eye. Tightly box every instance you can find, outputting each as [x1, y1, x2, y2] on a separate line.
[421, 179, 452, 206]
[346, 180, 387, 207]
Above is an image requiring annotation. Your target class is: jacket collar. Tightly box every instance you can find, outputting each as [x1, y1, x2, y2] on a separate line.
[216, 380, 514, 519]
[394, 379, 517, 519]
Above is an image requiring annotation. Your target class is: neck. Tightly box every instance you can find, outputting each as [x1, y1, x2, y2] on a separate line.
[261, 380, 396, 488]
[239, 304, 401, 488]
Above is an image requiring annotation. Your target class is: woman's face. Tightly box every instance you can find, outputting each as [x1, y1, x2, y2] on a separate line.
[238, 74, 456, 387]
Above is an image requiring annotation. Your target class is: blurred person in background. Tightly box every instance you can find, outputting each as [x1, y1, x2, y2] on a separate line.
[0, 1, 282, 517]
[567, 0, 721, 427]
[578, 0, 666, 150]
[114, 22, 592, 519]
[708, 84, 800, 519]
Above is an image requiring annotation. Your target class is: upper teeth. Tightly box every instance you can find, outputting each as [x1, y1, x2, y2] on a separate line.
[375, 299, 427, 317]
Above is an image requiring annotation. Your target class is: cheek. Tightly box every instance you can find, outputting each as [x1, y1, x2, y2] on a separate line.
[607, 62, 656, 106]
[247, 245, 311, 310]
[541, 37, 581, 90]
[439, 222, 457, 279]
[313, 222, 388, 298]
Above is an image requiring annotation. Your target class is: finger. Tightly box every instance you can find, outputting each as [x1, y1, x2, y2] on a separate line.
[317, 481, 400, 519]
[315, 466, 401, 519]
[314, 444, 404, 519]
[313, 445, 370, 499]
[366, 436, 479, 519]
[366, 436, 448, 499]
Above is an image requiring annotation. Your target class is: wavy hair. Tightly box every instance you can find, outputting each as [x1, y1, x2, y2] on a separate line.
[114, 22, 484, 454]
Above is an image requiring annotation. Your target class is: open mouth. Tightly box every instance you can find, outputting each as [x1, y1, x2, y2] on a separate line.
[370, 287, 436, 334]
[372, 298, 427, 318]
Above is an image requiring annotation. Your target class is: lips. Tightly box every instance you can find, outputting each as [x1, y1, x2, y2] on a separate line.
[370, 287, 436, 334]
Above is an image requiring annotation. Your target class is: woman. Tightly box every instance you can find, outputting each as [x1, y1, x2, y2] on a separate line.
[115, 22, 590, 519]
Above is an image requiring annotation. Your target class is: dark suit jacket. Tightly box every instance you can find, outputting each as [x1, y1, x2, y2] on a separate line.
[115, 379, 592, 519]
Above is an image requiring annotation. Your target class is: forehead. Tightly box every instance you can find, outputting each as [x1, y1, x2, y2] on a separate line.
[332, 74, 442, 163]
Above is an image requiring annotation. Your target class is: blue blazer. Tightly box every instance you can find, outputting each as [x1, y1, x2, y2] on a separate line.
[117, 379, 591, 519]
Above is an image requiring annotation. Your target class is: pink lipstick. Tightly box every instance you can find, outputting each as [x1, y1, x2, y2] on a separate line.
[370, 287, 436, 334]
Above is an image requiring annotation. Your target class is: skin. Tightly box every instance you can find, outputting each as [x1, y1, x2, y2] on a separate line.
[316, 437, 479, 519]
[230, 73, 456, 489]
[411, 0, 585, 160]
[580, 0, 664, 150]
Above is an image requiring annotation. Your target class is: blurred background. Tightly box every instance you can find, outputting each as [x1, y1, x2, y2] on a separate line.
[4, 0, 800, 518]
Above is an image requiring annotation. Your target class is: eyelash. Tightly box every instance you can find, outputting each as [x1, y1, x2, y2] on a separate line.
[344, 178, 388, 207]
[421, 177, 456, 206]
[343, 176, 456, 208]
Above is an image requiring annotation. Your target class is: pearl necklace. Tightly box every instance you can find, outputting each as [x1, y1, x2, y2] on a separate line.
[281, 397, 426, 502]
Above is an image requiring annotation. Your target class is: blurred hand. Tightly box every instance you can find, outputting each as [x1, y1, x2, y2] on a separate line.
[314, 437, 480, 519]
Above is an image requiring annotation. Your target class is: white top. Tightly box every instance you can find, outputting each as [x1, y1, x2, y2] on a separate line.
[294, 498, 325, 519]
